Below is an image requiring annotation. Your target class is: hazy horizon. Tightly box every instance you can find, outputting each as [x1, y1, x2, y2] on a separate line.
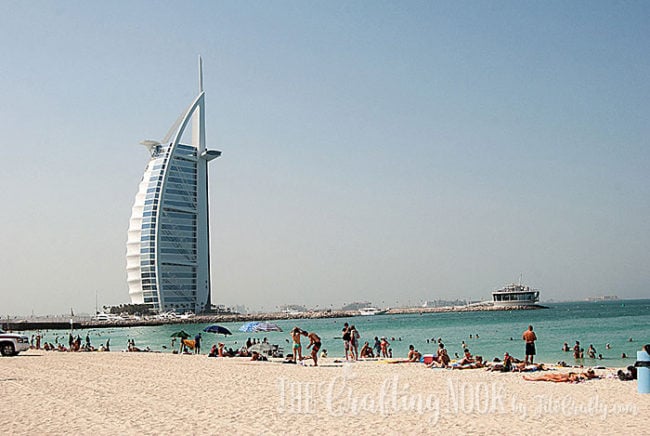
[2, 2, 649, 316]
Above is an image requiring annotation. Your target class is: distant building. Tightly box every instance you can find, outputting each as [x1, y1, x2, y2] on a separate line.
[126, 58, 221, 313]
[421, 299, 473, 308]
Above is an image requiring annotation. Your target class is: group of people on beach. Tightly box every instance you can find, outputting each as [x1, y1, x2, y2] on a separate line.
[22, 322, 647, 387]
[285, 326, 321, 366]
[31, 333, 111, 353]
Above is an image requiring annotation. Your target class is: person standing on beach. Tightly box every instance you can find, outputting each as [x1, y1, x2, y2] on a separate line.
[341, 323, 351, 360]
[306, 331, 321, 366]
[373, 336, 381, 357]
[522, 325, 537, 365]
[194, 333, 201, 354]
[380, 337, 390, 358]
[291, 327, 304, 361]
[349, 325, 360, 360]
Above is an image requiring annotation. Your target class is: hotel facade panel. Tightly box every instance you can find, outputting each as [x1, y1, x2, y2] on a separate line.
[126, 59, 220, 313]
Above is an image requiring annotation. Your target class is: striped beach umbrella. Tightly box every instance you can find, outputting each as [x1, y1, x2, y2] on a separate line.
[239, 321, 261, 333]
[253, 322, 283, 333]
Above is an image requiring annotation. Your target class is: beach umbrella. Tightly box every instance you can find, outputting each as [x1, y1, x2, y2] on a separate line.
[253, 322, 283, 333]
[203, 325, 232, 336]
[249, 342, 273, 354]
[239, 321, 261, 333]
[170, 330, 190, 339]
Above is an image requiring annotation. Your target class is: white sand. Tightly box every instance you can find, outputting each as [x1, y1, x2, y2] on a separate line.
[1, 350, 648, 435]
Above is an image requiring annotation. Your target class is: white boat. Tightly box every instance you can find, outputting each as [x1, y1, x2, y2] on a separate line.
[92, 312, 124, 322]
[155, 311, 180, 320]
[492, 282, 539, 307]
[358, 307, 389, 316]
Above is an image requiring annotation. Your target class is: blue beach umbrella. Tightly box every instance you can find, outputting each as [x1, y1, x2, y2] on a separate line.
[203, 325, 232, 336]
[239, 321, 261, 333]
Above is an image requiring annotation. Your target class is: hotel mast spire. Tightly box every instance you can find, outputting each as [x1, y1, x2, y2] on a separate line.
[193, 55, 206, 154]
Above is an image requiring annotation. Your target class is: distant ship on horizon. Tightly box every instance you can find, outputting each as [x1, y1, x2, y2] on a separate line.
[492, 282, 540, 307]
[586, 295, 620, 302]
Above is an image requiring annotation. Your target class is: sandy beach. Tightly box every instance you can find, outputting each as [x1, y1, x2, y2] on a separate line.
[1, 350, 648, 435]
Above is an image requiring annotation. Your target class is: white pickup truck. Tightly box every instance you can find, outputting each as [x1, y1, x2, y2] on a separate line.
[0, 329, 30, 356]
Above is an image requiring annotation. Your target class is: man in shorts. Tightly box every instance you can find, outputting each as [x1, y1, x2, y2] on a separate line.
[306, 331, 322, 366]
[342, 323, 351, 360]
[522, 325, 537, 365]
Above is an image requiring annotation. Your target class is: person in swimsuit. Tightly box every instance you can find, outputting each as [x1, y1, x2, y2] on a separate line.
[407, 345, 421, 362]
[291, 327, 304, 361]
[306, 331, 321, 366]
[380, 337, 390, 358]
[524, 369, 598, 383]
[359, 341, 373, 358]
[341, 323, 351, 360]
[349, 325, 360, 361]
[522, 325, 537, 365]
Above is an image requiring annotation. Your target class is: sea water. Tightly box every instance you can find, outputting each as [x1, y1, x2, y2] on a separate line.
[27, 300, 649, 367]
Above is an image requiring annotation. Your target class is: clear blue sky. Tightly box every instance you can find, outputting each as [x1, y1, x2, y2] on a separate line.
[1, 1, 649, 315]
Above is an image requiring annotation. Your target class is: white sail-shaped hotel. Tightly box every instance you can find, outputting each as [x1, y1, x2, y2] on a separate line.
[126, 58, 220, 313]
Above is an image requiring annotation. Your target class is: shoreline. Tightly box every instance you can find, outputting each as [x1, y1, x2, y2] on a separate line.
[2, 304, 545, 331]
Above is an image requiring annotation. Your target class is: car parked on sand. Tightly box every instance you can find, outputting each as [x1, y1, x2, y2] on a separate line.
[0, 329, 30, 356]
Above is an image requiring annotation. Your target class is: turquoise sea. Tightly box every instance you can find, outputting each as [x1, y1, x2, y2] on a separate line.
[28, 300, 649, 367]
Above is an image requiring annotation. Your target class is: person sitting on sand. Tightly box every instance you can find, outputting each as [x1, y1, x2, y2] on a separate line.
[306, 331, 321, 367]
[407, 345, 421, 362]
[320, 349, 328, 359]
[524, 369, 598, 383]
[488, 352, 514, 372]
[250, 351, 267, 361]
[208, 344, 217, 357]
[359, 341, 373, 358]
[458, 348, 474, 365]
[217, 343, 225, 357]
[428, 345, 450, 368]
[617, 365, 637, 381]
[453, 356, 484, 369]
[502, 352, 514, 371]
